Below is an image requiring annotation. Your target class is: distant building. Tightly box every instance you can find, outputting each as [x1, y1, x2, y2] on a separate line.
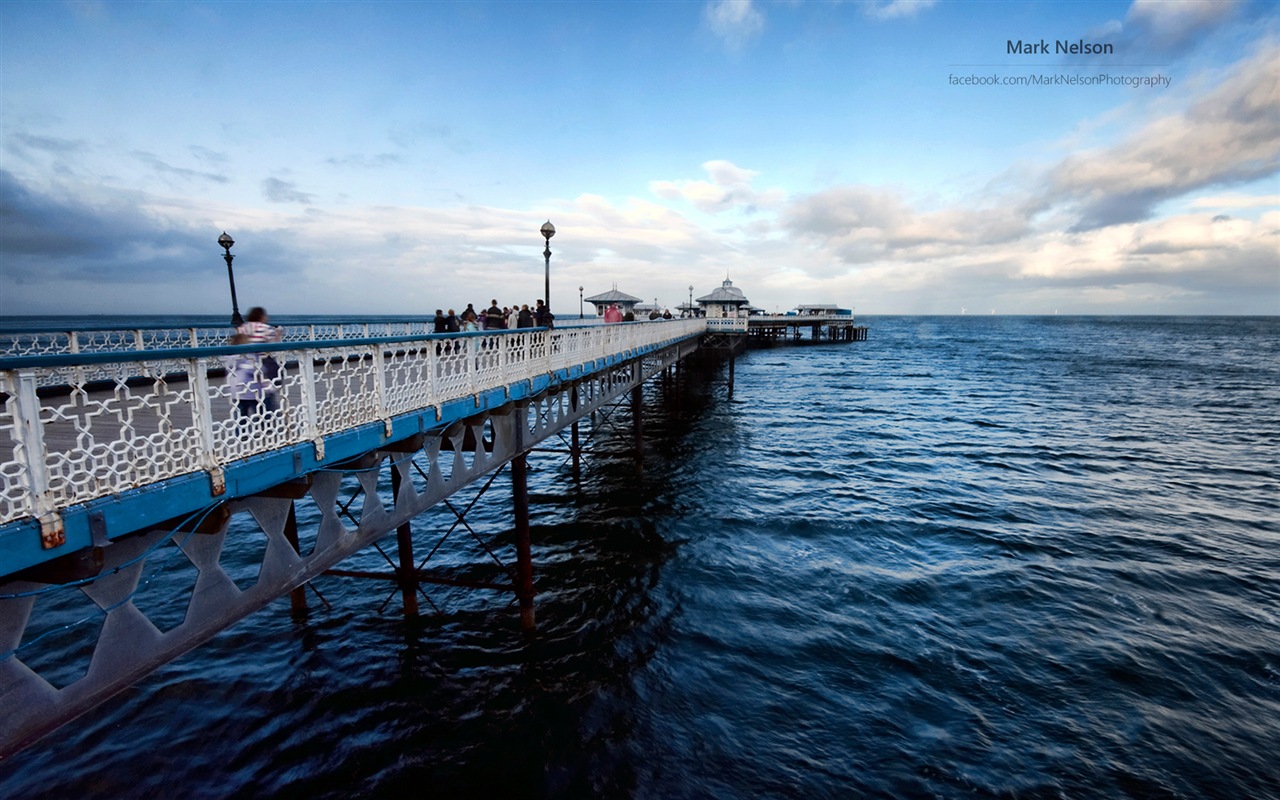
[794, 304, 852, 316]
[584, 286, 642, 317]
[696, 278, 751, 319]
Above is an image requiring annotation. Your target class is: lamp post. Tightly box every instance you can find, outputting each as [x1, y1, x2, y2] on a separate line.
[218, 232, 243, 326]
[541, 220, 555, 313]
[579, 285, 584, 319]
[688, 284, 694, 317]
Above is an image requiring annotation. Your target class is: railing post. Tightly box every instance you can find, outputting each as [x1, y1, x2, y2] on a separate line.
[189, 356, 227, 497]
[469, 337, 481, 399]
[9, 370, 63, 547]
[297, 347, 324, 458]
[372, 344, 389, 427]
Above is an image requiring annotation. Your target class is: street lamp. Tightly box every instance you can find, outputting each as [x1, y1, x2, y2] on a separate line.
[541, 220, 555, 313]
[218, 232, 243, 326]
[579, 285, 584, 319]
[688, 284, 694, 317]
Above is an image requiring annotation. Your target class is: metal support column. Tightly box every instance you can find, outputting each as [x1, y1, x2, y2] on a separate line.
[281, 502, 308, 614]
[511, 453, 535, 631]
[389, 464, 420, 618]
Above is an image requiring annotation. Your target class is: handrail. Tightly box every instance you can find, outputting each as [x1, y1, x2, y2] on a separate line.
[0, 320, 706, 534]
[0, 320, 438, 359]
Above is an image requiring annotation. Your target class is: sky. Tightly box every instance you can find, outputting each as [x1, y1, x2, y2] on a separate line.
[1, 0, 1277, 318]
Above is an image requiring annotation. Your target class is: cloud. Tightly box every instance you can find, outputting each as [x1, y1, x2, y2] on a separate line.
[1043, 43, 1280, 230]
[704, 0, 765, 51]
[764, 42, 1279, 311]
[781, 185, 1029, 267]
[11, 133, 87, 157]
[1190, 193, 1280, 209]
[261, 177, 316, 205]
[863, 1, 937, 21]
[132, 150, 229, 185]
[0, 167, 231, 302]
[324, 153, 403, 169]
[0, 169, 110, 259]
[1122, 0, 1244, 56]
[650, 160, 785, 214]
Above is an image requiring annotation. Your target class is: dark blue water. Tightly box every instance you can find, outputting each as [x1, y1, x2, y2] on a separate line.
[2, 316, 1278, 799]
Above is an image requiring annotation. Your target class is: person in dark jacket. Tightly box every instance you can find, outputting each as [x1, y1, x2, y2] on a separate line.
[517, 304, 534, 328]
[485, 300, 506, 330]
[433, 309, 448, 333]
[534, 299, 554, 328]
[444, 309, 460, 333]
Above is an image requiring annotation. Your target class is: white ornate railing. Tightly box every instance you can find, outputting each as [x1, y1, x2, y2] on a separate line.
[0, 321, 444, 359]
[0, 320, 705, 532]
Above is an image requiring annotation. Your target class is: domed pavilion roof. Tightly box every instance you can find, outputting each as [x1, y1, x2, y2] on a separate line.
[696, 278, 750, 306]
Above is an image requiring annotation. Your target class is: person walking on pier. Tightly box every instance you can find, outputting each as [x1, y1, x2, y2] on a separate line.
[226, 332, 279, 416]
[238, 307, 282, 344]
[236, 307, 283, 404]
[604, 303, 623, 324]
[433, 309, 448, 333]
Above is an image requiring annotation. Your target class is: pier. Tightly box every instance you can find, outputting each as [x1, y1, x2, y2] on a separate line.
[0, 314, 864, 756]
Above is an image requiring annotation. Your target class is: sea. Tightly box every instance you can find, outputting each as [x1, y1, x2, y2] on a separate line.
[1, 315, 1277, 799]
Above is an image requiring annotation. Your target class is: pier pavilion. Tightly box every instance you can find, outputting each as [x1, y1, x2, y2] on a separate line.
[0, 313, 863, 756]
[583, 287, 642, 318]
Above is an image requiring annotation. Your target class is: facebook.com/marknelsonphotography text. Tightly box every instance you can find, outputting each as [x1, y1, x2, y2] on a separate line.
[947, 37, 1172, 89]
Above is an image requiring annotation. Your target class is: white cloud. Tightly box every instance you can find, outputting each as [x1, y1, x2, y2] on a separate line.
[704, 0, 765, 51]
[650, 160, 786, 214]
[1190, 194, 1280, 209]
[863, 0, 937, 21]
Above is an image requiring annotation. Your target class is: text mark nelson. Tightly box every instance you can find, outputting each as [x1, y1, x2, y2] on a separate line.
[1008, 39, 1115, 55]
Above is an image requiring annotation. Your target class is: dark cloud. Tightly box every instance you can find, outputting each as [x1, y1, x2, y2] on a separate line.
[261, 177, 316, 205]
[0, 170, 297, 302]
[0, 169, 112, 259]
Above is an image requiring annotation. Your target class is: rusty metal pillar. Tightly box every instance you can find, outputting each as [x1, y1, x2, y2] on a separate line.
[281, 501, 308, 614]
[511, 452, 535, 631]
[389, 464, 419, 618]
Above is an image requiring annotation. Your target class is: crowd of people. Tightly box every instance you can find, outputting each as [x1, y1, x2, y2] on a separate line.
[227, 294, 691, 419]
[225, 299, 562, 418]
[432, 299, 554, 333]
